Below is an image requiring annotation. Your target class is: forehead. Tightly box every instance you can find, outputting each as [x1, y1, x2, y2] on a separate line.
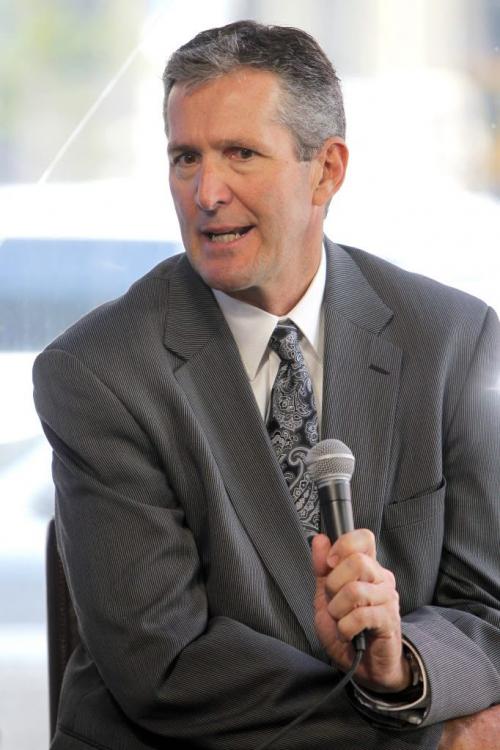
[166, 68, 287, 141]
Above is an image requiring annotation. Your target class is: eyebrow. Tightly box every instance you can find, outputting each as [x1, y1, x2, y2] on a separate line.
[167, 137, 266, 155]
[167, 142, 197, 156]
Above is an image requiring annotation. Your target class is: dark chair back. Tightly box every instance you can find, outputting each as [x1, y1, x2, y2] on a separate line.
[46, 518, 80, 740]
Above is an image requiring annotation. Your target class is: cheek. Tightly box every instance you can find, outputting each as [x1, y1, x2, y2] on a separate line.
[170, 186, 194, 223]
[261, 172, 306, 213]
[254, 188, 288, 225]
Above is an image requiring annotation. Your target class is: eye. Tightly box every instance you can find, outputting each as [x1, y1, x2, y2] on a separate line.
[172, 151, 198, 167]
[228, 147, 256, 161]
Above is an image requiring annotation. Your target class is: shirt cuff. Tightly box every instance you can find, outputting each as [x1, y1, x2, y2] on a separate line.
[349, 638, 429, 726]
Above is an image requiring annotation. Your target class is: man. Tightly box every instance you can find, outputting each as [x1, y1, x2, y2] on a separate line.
[34, 21, 500, 750]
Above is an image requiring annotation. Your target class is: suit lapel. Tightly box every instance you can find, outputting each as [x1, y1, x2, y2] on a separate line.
[163, 257, 320, 651]
[322, 239, 402, 538]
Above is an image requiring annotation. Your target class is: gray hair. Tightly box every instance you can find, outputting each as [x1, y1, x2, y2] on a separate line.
[162, 20, 345, 161]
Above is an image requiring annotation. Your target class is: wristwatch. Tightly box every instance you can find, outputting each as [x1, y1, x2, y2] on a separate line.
[404, 643, 424, 689]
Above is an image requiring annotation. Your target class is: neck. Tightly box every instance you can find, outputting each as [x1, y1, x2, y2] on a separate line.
[227, 247, 323, 316]
[227, 287, 307, 317]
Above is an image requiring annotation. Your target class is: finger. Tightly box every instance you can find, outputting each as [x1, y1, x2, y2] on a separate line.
[335, 596, 401, 643]
[314, 602, 342, 653]
[325, 552, 388, 596]
[329, 528, 376, 563]
[311, 533, 334, 577]
[327, 579, 394, 621]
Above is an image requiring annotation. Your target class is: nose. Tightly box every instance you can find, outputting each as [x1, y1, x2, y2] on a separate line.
[195, 163, 232, 212]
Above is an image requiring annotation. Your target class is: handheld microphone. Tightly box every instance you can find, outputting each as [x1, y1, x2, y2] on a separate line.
[306, 439, 366, 653]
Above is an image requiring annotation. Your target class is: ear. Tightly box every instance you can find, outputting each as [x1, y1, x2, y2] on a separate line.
[312, 138, 349, 207]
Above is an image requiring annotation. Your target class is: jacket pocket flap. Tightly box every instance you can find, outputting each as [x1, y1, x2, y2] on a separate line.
[383, 479, 446, 530]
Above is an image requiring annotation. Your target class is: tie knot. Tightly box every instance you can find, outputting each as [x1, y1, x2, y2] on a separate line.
[269, 321, 303, 365]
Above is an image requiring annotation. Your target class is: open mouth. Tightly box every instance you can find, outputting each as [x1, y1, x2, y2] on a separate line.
[203, 226, 254, 244]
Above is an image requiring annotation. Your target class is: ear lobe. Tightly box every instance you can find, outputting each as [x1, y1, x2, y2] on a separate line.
[312, 138, 349, 207]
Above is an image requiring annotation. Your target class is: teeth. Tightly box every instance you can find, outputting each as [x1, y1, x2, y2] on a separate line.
[209, 231, 243, 243]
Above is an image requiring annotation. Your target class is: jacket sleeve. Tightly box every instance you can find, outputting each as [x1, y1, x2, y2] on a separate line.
[399, 305, 500, 726]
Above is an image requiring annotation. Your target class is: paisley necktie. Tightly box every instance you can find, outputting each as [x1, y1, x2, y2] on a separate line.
[267, 320, 320, 543]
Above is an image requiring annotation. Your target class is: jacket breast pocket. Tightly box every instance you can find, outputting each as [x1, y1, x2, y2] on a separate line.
[378, 480, 446, 614]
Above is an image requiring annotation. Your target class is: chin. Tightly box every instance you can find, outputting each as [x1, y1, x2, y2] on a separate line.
[192, 259, 256, 295]
[204, 275, 251, 296]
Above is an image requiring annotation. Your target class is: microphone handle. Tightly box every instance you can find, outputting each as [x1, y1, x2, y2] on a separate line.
[317, 482, 367, 653]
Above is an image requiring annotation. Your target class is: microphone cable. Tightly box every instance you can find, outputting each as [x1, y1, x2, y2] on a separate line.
[255, 646, 364, 750]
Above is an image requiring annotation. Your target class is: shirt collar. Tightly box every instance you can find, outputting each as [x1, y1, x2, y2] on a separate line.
[213, 246, 326, 381]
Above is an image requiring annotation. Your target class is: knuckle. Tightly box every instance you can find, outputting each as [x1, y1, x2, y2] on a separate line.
[332, 535, 349, 557]
[336, 619, 351, 642]
[350, 607, 365, 627]
[391, 591, 401, 615]
[385, 569, 396, 588]
[350, 551, 366, 569]
[324, 580, 336, 600]
[361, 528, 375, 546]
[344, 580, 360, 603]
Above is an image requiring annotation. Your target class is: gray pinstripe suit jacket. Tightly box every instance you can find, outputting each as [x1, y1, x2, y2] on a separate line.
[34, 239, 500, 750]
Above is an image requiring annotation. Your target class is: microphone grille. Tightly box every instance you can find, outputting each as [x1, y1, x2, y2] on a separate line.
[306, 439, 355, 483]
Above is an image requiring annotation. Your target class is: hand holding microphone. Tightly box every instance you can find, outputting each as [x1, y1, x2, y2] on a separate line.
[306, 439, 366, 653]
[256, 441, 412, 750]
[307, 440, 411, 694]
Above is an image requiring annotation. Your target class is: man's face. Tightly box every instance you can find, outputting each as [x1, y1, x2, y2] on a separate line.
[167, 68, 336, 313]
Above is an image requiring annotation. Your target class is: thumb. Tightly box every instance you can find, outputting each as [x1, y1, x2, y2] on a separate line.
[311, 533, 334, 577]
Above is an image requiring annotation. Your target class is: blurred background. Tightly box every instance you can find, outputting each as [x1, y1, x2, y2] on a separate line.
[0, 1, 499, 747]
